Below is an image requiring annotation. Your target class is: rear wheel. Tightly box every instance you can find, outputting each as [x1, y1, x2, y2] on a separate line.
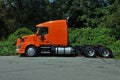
[98, 47, 113, 58]
[84, 46, 96, 58]
[25, 46, 38, 57]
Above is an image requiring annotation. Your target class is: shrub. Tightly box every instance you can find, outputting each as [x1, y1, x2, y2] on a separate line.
[108, 40, 120, 59]
[69, 27, 115, 46]
[0, 27, 33, 56]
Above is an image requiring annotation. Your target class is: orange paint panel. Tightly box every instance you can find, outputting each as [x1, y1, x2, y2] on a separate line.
[36, 20, 68, 46]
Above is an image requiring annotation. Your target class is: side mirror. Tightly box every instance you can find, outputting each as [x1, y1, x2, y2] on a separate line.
[41, 34, 45, 41]
[36, 32, 39, 36]
[37, 27, 48, 41]
[36, 32, 45, 41]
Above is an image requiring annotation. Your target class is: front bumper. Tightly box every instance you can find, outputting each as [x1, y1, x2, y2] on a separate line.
[16, 48, 25, 54]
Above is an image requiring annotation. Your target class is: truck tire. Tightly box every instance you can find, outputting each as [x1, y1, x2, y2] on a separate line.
[84, 46, 96, 58]
[98, 47, 113, 58]
[25, 46, 37, 57]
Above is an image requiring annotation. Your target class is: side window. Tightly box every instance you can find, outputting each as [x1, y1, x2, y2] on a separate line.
[39, 27, 48, 35]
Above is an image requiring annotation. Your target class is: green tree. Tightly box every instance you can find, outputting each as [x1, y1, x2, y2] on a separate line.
[1, 0, 69, 39]
[0, 0, 9, 39]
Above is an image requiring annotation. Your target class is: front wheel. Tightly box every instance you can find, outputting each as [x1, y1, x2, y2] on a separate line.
[83, 46, 96, 58]
[25, 46, 38, 57]
[98, 47, 113, 58]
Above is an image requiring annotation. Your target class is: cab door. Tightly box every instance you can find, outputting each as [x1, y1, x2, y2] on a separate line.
[36, 27, 51, 46]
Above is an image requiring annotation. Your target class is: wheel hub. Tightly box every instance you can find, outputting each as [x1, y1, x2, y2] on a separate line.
[27, 48, 36, 56]
[102, 50, 109, 57]
[88, 49, 95, 56]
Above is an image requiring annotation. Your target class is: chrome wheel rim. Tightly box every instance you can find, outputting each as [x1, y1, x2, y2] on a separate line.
[27, 48, 36, 56]
[102, 50, 109, 57]
[88, 49, 95, 57]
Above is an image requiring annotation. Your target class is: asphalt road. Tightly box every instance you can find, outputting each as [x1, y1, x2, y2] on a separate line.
[0, 56, 120, 80]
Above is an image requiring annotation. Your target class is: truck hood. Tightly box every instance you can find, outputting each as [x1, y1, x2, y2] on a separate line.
[21, 34, 36, 39]
[16, 34, 36, 46]
[20, 34, 37, 42]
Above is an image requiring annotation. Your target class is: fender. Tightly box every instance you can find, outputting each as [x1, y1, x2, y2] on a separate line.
[18, 41, 39, 54]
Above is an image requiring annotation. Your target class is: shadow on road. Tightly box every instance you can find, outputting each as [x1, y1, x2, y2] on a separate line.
[19, 54, 80, 57]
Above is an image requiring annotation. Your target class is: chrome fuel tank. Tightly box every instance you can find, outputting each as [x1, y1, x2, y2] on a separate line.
[55, 47, 74, 54]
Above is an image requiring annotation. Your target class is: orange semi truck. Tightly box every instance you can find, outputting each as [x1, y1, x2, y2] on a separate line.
[16, 20, 113, 58]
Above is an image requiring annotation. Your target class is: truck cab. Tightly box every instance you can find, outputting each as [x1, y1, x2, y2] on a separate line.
[36, 20, 68, 46]
[16, 20, 74, 57]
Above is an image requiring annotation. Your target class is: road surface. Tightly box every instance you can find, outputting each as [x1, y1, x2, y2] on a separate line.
[0, 56, 120, 80]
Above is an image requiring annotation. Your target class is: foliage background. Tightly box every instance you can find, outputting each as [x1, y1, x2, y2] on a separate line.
[0, 0, 120, 58]
[0, 27, 33, 55]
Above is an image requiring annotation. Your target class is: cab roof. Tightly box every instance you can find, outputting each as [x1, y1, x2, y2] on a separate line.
[36, 20, 66, 27]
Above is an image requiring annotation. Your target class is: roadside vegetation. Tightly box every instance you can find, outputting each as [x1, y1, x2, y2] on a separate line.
[0, 0, 120, 59]
[0, 27, 33, 56]
[69, 28, 120, 59]
[0, 27, 120, 59]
